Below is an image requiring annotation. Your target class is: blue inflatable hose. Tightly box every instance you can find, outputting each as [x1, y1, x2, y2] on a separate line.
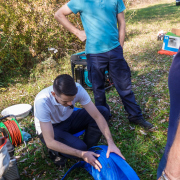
[61, 145, 140, 180]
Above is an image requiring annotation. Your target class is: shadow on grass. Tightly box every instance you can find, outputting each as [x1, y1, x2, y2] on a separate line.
[125, 28, 143, 41]
[126, 2, 180, 24]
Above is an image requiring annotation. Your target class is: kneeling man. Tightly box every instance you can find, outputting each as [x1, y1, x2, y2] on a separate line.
[34, 74, 124, 171]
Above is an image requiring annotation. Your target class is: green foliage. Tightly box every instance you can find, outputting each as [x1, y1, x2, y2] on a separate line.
[0, 0, 85, 85]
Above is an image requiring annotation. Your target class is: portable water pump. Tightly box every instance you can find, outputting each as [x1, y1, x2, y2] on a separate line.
[70, 51, 113, 89]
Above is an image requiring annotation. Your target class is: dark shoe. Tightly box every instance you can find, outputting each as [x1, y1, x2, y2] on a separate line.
[53, 155, 67, 168]
[48, 150, 67, 168]
[129, 118, 153, 129]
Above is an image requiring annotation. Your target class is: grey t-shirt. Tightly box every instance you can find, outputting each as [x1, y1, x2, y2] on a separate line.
[34, 83, 91, 135]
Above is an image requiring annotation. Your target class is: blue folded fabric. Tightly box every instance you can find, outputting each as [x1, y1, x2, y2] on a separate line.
[61, 145, 140, 180]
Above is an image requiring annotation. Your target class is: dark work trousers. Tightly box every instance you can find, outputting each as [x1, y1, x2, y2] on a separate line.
[157, 47, 180, 179]
[39, 106, 109, 159]
[86, 45, 142, 121]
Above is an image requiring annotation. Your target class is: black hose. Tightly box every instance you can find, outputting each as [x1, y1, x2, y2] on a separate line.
[0, 115, 17, 121]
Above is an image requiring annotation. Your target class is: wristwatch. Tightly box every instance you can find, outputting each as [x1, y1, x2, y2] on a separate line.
[160, 170, 169, 180]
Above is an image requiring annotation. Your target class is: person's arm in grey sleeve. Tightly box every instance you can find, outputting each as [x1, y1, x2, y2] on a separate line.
[54, 4, 86, 42]
[158, 121, 180, 180]
[117, 12, 126, 48]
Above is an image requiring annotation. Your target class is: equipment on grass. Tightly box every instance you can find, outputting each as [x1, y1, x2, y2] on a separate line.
[162, 32, 180, 53]
[70, 51, 113, 90]
[157, 30, 166, 41]
[3, 158, 20, 180]
[0, 126, 20, 180]
[61, 145, 140, 180]
[157, 29, 180, 56]
[1, 104, 32, 120]
[158, 49, 177, 56]
[0, 115, 23, 146]
[0, 136, 10, 178]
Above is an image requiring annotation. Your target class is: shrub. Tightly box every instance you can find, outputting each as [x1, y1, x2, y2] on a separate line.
[0, 0, 85, 82]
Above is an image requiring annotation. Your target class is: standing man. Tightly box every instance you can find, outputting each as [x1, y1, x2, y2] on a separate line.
[157, 47, 180, 179]
[54, 0, 153, 129]
[34, 74, 125, 170]
[158, 120, 180, 180]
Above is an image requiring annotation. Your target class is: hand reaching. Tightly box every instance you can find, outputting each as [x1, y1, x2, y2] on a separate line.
[81, 143, 125, 172]
[106, 142, 125, 160]
[77, 30, 87, 42]
[81, 151, 102, 172]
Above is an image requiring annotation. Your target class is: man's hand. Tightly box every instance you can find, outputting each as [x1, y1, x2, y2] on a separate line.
[106, 142, 125, 160]
[55, 4, 86, 42]
[77, 30, 86, 42]
[81, 151, 102, 172]
[157, 170, 180, 180]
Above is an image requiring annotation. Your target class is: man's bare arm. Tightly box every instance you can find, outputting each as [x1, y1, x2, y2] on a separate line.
[117, 12, 126, 48]
[40, 121, 82, 157]
[54, 4, 86, 41]
[83, 101, 125, 160]
[83, 101, 113, 144]
[40, 121, 102, 171]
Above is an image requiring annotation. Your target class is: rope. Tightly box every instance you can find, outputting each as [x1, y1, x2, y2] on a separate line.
[3, 120, 22, 146]
[0, 116, 23, 146]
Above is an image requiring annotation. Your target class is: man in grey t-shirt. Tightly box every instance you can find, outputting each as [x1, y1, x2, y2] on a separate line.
[34, 74, 125, 170]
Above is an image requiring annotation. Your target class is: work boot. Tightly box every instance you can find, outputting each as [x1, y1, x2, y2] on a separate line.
[83, 126, 102, 149]
[129, 118, 153, 129]
[48, 149, 67, 168]
[53, 155, 67, 168]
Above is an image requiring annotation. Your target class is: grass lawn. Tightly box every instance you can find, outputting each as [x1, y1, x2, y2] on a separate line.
[0, 0, 180, 179]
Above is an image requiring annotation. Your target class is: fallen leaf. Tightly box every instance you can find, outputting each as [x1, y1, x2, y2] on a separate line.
[139, 130, 147, 135]
[159, 119, 166, 123]
[19, 158, 28, 163]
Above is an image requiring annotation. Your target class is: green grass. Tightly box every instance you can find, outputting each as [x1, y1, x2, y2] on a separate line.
[0, 0, 180, 179]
